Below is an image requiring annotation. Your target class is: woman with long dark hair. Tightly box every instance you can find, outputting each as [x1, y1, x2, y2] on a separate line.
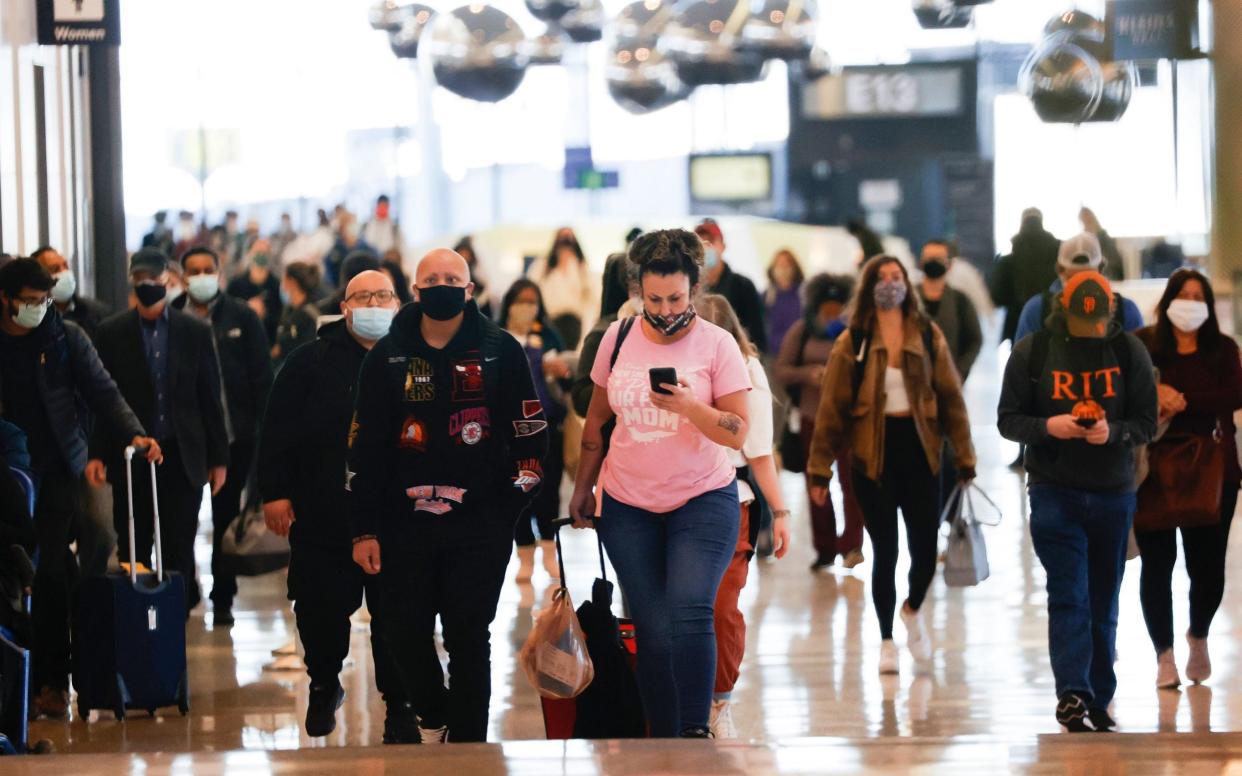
[499, 278, 572, 581]
[531, 227, 599, 350]
[807, 255, 975, 673]
[1134, 269, 1242, 688]
[454, 236, 494, 319]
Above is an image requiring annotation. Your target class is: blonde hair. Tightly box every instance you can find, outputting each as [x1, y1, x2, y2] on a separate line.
[698, 294, 757, 358]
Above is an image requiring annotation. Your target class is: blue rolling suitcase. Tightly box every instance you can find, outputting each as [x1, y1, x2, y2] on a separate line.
[73, 447, 188, 720]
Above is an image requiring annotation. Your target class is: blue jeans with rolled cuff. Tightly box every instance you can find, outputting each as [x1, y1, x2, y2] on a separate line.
[597, 480, 739, 737]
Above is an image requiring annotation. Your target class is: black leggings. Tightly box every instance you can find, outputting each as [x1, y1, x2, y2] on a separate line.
[853, 417, 940, 640]
[1136, 484, 1239, 652]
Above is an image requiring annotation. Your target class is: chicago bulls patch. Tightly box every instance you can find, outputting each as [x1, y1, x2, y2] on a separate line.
[452, 356, 485, 402]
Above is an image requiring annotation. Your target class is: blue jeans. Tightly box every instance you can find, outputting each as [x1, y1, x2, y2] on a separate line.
[1028, 484, 1135, 709]
[599, 481, 739, 736]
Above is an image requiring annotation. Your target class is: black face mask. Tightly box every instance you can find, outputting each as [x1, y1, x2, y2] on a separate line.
[134, 282, 168, 308]
[419, 284, 467, 321]
[922, 260, 948, 280]
[643, 305, 697, 337]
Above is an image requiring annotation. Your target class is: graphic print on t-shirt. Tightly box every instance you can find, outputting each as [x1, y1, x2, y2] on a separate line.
[608, 362, 699, 444]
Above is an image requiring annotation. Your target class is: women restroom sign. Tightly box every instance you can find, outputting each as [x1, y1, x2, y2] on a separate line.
[38, 0, 121, 45]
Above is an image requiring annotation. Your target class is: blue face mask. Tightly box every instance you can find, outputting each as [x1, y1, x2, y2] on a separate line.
[349, 306, 395, 341]
[187, 274, 220, 304]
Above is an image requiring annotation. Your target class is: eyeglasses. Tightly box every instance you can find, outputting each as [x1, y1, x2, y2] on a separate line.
[17, 296, 51, 308]
[345, 290, 397, 306]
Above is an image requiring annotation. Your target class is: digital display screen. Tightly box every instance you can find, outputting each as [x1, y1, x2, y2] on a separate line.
[689, 153, 773, 203]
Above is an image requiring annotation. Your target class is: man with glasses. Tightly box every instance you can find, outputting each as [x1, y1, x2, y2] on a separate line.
[258, 270, 419, 741]
[174, 246, 272, 627]
[93, 248, 230, 613]
[349, 249, 548, 743]
[0, 258, 159, 718]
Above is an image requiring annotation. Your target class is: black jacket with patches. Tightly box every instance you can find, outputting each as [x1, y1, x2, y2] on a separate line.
[998, 316, 1158, 494]
[174, 292, 273, 443]
[257, 319, 363, 550]
[349, 301, 548, 542]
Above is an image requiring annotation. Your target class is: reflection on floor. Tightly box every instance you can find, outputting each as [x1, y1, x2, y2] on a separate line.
[23, 342, 1242, 773]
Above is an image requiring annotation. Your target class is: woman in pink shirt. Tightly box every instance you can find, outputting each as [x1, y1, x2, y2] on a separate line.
[569, 229, 752, 738]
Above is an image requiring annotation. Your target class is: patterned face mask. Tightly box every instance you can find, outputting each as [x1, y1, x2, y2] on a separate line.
[643, 304, 697, 337]
[873, 279, 908, 311]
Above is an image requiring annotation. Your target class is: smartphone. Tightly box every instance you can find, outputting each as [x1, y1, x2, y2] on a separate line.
[649, 367, 677, 395]
[1074, 417, 1098, 429]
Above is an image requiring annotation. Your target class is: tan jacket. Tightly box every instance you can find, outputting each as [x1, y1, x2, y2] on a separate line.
[808, 317, 976, 483]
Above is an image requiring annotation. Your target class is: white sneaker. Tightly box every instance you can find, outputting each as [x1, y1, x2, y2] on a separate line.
[900, 603, 931, 662]
[1156, 648, 1181, 689]
[1186, 634, 1211, 684]
[879, 639, 899, 674]
[709, 699, 737, 739]
[418, 720, 448, 744]
[515, 546, 535, 583]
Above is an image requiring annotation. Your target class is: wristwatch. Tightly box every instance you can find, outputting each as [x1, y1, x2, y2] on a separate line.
[773, 509, 791, 520]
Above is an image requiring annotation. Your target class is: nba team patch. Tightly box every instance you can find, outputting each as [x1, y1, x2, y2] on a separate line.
[403, 358, 435, 402]
[448, 407, 491, 445]
[398, 417, 427, 451]
[512, 459, 543, 493]
[513, 420, 548, 438]
[406, 484, 468, 515]
[452, 354, 485, 402]
[522, 399, 544, 419]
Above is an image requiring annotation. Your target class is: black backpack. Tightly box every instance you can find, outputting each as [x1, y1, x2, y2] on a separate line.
[598, 317, 638, 457]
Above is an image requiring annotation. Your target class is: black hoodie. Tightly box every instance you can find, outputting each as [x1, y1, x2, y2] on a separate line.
[998, 316, 1158, 493]
[348, 301, 547, 543]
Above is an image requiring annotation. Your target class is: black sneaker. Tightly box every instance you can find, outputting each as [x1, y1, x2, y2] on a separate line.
[1055, 693, 1095, 732]
[680, 726, 714, 739]
[305, 683, 345, 737]
[1088, 707, 1117, 732]
[383, 701, 420, 744]
[809, 554, 834, 572]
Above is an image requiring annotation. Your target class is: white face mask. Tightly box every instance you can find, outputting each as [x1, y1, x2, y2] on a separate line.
[51, 271, 77, 303]
[1166, 298, 1210, 333]
[187, 273, 220, 304]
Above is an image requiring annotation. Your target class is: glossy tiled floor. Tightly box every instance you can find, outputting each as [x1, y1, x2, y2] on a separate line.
[22, 339, 1242, 773]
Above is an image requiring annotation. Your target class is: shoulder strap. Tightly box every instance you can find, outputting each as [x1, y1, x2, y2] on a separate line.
[480, 320, 507, 400]
[1041, 289, 1056, 330]
[1112, 292, 1128, 326]
[1109, 333, 1132, 375]
[794, 321, 812, 368]
[1028, 328, 1053, 384]
[849, 327, 869, 400]
[609, 316, 637, 373]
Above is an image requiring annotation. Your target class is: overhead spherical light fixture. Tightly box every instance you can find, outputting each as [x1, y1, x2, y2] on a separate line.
[912, 0, 973, 29]
[738, 0, 817, 63]
[660, 0, 768, 87]
[389, 5, 437, 58]
[561, 0, 605, 43]
[426, 5, 530, 102]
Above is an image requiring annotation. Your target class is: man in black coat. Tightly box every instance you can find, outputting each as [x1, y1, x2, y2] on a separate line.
[0, 258, 159, 718]
[259, 269, 419, 742]
[93, 248, 230, 612]
[176, 246, 273, 625]
[694, 220, 768, 354]
[350, 249, 548, 744]
[990, 207, 1061, 345]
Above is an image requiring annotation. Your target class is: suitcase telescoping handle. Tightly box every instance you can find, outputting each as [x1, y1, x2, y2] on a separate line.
[124, 445, 165, 587]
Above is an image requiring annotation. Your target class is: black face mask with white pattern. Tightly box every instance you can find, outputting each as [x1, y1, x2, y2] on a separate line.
[643, 305, 697, 337]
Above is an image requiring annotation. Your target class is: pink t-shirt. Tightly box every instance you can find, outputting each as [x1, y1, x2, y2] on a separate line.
[591, 317, 752, 513]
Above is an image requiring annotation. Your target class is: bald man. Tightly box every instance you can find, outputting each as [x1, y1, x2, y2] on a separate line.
[348, 249, 548, 743]
[257, 269, 422, 742]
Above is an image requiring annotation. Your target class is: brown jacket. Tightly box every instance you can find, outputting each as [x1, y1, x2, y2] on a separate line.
[808, 317, 975, 483]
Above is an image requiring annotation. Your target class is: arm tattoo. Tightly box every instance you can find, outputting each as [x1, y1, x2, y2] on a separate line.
[717, 412, 742, 435]
[583, 441, 601, 452]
